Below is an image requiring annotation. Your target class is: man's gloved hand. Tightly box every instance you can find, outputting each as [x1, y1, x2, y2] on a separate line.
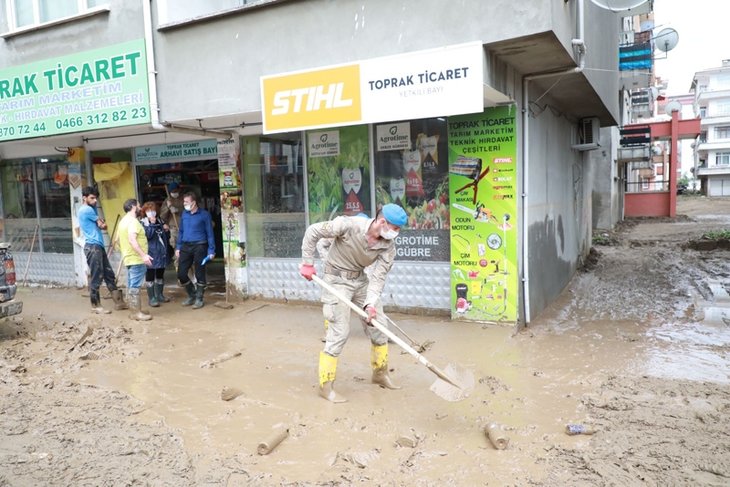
[365, 305, 377, 325]
[299, 263, 316, 281]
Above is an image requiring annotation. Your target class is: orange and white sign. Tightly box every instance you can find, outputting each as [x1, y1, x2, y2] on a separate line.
[261, 42, 484, 134]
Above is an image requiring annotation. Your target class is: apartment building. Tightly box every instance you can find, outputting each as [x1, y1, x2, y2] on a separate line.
[0, 0, 650, 323]
[692, 60, 730, 196]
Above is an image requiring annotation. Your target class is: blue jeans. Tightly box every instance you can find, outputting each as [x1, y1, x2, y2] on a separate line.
[127, 264, 147, 291]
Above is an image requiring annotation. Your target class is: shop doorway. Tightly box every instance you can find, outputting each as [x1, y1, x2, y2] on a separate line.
[135, 159, 224, 290]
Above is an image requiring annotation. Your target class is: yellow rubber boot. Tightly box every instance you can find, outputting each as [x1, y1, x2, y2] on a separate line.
[371, 344, 400, 390]
[318, 352, 347, 403]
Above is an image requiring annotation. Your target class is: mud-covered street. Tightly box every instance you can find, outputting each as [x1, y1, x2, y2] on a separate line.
[1, 196, 730, 486]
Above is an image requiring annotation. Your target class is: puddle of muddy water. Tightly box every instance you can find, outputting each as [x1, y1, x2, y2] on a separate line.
[18, 283, 728, 484]
[641, 320, 730, 384]
[69, 305, 622, 485]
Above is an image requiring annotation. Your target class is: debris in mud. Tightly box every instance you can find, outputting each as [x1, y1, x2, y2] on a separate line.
[579, 247, 601, 272]
[221, 386, 244, 401]
[484, 422, 509, 450]
[543, 375, 730, 486]
[685, 237, 730, 251]
[395, 434, 420, 448]
[200, 350, 242, 368]
[478, 375, 510, 394]
[69, 326, 93, 352]
[257, 425, 289, 455]
[592, 231, 619, 246]
[334, 449, 381, 468]
[564, 424, 596, 436]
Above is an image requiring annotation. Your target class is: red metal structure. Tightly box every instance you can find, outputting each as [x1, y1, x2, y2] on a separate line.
[623, 111, 701, 218]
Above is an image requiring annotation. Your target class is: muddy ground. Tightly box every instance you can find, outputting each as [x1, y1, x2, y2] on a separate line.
[1, 195, 729, 486]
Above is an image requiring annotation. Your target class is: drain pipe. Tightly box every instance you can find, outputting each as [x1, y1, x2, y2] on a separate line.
[141, 0, 232, 139]
[520, 0, 585, 324]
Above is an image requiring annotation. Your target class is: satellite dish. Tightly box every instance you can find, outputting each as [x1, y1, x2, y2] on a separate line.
[654, 28, 679, 52]
[665, 100, 682, 113]
[589, 0, 649, 12]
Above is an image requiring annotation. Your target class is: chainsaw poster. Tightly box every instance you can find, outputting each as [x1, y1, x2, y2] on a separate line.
[306, 125, 371, 224]
[448, 105, 518, 323]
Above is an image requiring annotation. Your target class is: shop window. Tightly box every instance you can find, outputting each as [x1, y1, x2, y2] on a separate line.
[5, 0, 107, 32]
[373, 118, 450, 261]
[306, 125, 371, 223]
[0, 156, 72, 253]
[243, 134, 305, 258]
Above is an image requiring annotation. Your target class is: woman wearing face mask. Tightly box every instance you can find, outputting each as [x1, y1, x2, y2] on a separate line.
[299, 203, 407, 403]
[141, 201, 170, 307]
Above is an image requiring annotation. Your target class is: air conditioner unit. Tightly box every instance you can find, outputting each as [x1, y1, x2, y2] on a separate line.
[572, 117, 601, 151]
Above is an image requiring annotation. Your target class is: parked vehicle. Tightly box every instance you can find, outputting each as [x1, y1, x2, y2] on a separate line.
[0, 242, 23, 319]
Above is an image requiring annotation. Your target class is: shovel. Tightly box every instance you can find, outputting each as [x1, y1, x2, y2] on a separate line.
[311, 275, 473, 402]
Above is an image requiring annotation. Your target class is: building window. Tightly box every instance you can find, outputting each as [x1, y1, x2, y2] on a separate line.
[157, 0, 289, 27]
[714, 74, 730, 90]
[5, 0, 105, 31]
[715, 126, 730, 140]
[716, 152, 730, 166]
[0, 156, 72, 254]
[711, 101, 730, 117]
[243, 133, 305, 258]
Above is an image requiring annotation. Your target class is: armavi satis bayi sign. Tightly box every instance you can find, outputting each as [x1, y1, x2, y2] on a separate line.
[260, 42, 484, 134]
[0, 39, 150, 142]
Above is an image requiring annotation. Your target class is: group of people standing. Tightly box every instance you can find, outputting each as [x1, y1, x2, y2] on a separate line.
[78, 182, 215, 321]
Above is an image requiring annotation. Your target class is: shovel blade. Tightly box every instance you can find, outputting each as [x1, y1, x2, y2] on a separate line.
[429, 363, 475, 402]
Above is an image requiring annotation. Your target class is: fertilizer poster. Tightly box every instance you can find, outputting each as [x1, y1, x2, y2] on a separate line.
[448, 106, 518, 323]
[306, 125, 370, 223]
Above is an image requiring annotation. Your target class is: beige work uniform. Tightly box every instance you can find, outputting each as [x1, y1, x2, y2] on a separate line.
[160, 196, 183, 250]
[302, 216, 396, 356]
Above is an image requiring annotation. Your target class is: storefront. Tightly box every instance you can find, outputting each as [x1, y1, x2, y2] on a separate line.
[1, 37, 518, 322]
[253, 42, 519, 322]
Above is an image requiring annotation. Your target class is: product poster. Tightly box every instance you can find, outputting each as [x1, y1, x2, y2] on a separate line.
[307, 125, 370, 223]
[374, 118, 450, 261]
[217, 138, 246, 268]
[448, 106, 518, 323]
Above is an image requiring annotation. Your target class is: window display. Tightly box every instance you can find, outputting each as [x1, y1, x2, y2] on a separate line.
[0, 156, 72, 253]
[306, 125, 371, 223]
[244, 134, 305, 258]
[373, 117, 449, 261]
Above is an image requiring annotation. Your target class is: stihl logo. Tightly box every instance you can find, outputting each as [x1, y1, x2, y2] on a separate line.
[261, 64, 361, 133]
[272, 83, 353, 115]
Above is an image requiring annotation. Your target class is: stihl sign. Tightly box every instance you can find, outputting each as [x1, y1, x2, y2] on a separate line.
[260, 42, 484, 134]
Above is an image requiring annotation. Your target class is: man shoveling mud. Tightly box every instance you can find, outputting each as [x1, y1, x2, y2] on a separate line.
[299, 204, 407, 403]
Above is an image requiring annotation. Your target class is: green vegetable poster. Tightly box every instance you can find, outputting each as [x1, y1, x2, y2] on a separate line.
[448, 106, 518, 323]
[306, 125, 370, 223]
